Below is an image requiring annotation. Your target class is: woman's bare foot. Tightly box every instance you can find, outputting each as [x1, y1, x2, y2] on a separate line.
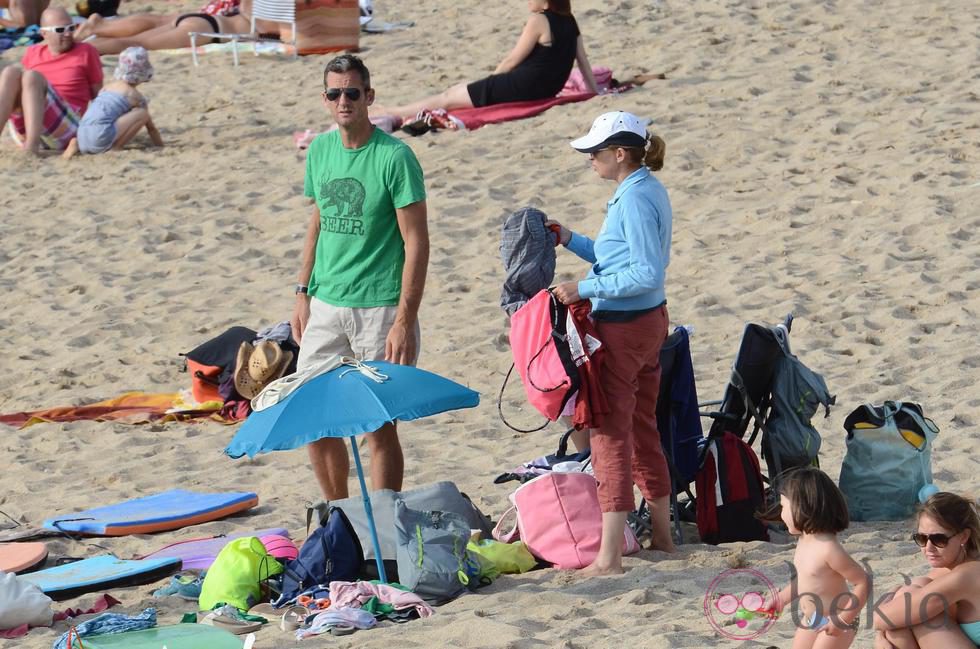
[74, 13, 103, 41]
[581, 562, 624, 577]
[61, 138, 79, 160]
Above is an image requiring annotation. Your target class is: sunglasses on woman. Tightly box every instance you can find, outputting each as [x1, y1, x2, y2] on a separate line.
[323, 88, 364, 102]
[40, 24, 77, 34]
[911, 532, 957, 548]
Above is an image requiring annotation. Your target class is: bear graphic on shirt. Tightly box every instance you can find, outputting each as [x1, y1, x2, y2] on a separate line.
[320, 177, 366, 236]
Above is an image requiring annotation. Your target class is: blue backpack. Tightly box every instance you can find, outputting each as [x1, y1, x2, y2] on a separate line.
[276, 507, 363, 603]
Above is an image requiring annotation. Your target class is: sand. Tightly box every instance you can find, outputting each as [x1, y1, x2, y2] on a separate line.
[1, 0, 979, 646]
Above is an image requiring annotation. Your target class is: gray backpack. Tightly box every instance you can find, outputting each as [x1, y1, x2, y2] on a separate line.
[763, 326, 835, 484]
[393, 499, 476, 604]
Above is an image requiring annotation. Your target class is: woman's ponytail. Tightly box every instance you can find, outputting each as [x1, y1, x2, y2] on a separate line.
[644, 134, 665, 172]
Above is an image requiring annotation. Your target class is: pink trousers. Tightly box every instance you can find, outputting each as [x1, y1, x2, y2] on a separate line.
[591, 305, 671, 512]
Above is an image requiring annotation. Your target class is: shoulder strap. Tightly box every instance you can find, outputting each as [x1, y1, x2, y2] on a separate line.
[492, 506, 520, 543]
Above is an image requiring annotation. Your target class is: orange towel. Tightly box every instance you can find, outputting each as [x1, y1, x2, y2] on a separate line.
[0, 392, 230, 429]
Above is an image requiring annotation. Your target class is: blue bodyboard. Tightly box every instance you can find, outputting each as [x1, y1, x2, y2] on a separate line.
[42, 489, 258, 536]
[20, 555, 180, 600]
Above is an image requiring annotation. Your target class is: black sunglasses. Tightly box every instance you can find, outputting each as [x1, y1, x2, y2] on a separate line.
[323, 87, 365, 102]
[911, 532, 956, 548]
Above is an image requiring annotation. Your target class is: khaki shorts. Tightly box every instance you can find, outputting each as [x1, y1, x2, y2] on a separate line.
[298, 298, 421, 370]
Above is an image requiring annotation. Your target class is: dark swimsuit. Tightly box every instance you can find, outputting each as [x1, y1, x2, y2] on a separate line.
[466, 11, 580, 107]
[175, 12, 221, 35]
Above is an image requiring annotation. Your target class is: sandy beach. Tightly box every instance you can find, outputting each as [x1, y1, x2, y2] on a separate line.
[1, 0, 979, 646]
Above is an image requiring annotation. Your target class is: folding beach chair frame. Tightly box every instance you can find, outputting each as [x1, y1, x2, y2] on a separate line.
[189, 0, 298, 67]
[698, 314, 795, 488]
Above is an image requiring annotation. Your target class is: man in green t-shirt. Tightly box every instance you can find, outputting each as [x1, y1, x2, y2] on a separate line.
[290, 54, 429, 500]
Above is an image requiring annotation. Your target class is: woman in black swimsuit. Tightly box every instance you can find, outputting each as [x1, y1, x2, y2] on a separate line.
[86, 0, 272, 55]
[378, 0, 599, 121]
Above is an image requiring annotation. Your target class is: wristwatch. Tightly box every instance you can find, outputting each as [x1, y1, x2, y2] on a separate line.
[294, 284, 308, 295]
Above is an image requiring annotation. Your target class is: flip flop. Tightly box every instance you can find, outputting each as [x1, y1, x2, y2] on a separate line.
[330, 623, 356, 636]
[247, 603, 279, 617]
[197, 610, 263, 635]
[400, 114, 432, 137]
[280, 605, 310, 632]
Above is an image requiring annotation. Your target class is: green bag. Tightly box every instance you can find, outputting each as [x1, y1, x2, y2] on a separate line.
[199, 537, 283, 611]
[466, 539, 536, 576]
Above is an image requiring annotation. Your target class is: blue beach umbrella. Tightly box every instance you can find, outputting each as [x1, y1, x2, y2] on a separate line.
[225, 360, 480, 582]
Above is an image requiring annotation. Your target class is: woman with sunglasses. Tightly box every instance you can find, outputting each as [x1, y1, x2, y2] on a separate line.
[545, 111, 672, 574]
[874, 492, 980, 648]
[376, 0, 598, 131]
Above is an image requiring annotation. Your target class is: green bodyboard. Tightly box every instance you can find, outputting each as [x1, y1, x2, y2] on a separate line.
[80, 624, 243, 649]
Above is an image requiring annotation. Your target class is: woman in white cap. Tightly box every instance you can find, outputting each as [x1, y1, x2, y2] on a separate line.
[548, 111, 673, 575]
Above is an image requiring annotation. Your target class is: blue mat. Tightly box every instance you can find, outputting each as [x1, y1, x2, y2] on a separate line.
[20, 555, 180, 600]
[43, 490, 258, 536]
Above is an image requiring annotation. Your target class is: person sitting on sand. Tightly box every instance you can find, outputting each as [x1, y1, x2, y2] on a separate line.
[0, 6, 102, 155]
[376, 0, 599, 125]
[73, 0, 240, 43]
[63, 46, 163, 158]
[82, 0, 278, 56]
[873, 491, 980, 649]
[0, 0, 49, 28]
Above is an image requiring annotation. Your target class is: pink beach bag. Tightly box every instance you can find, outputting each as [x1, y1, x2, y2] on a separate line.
[509, 290, 579, 421]
[492, 472, 640, 569]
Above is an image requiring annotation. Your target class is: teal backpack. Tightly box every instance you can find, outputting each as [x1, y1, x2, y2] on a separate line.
[838, 401, 939, 521]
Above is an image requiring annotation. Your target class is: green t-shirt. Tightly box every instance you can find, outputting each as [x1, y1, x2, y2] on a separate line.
[303, 127, 426, 307]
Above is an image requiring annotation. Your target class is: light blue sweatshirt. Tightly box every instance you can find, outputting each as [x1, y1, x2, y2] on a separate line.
[566, 167, 672, 312]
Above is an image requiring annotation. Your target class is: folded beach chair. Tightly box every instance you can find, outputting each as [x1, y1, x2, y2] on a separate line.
[700, 313, 833, 491]
[190, 0, 297, 67]
[702, 317, 791, 444]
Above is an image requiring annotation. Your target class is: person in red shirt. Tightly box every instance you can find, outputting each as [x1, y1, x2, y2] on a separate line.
[0, 6, 102, 155]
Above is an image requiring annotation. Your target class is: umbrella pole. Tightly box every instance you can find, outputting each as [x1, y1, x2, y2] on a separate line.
[349, 436, 388, 583]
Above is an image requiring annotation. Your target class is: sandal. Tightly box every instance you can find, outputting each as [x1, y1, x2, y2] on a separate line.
[280, 605, 311, 632]
[330, 623, 356, 636]
[400, 111, 433, 137]
[197, 607, 264, 635]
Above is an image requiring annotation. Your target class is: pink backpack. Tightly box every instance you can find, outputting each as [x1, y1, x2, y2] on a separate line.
[492, 472, 640, 569]
[508, 290, 580, 423]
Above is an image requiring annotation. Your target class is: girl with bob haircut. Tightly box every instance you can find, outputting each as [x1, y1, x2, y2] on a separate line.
[767, 467, 869, 649]
[874, 491, 980, 649]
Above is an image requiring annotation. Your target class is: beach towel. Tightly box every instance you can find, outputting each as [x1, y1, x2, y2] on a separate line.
[0, 391, 230, 429]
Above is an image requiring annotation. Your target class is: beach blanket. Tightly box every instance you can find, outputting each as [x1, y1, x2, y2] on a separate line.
[447, 92, 596, 131]
[0, 26, 42, 52]
[0, 391, 231, 429]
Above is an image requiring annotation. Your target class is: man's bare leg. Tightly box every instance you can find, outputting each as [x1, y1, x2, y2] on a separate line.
[365, 422, 403, 492]
[19, 69, 47, 155]
[0, 65, 24, 129]
[308, 437, 351, 500]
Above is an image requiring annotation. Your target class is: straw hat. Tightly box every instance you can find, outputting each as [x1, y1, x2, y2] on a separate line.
[233, 341, 293, 400]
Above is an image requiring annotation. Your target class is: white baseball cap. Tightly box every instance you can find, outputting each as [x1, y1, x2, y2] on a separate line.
[570, 111, 651, 153]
